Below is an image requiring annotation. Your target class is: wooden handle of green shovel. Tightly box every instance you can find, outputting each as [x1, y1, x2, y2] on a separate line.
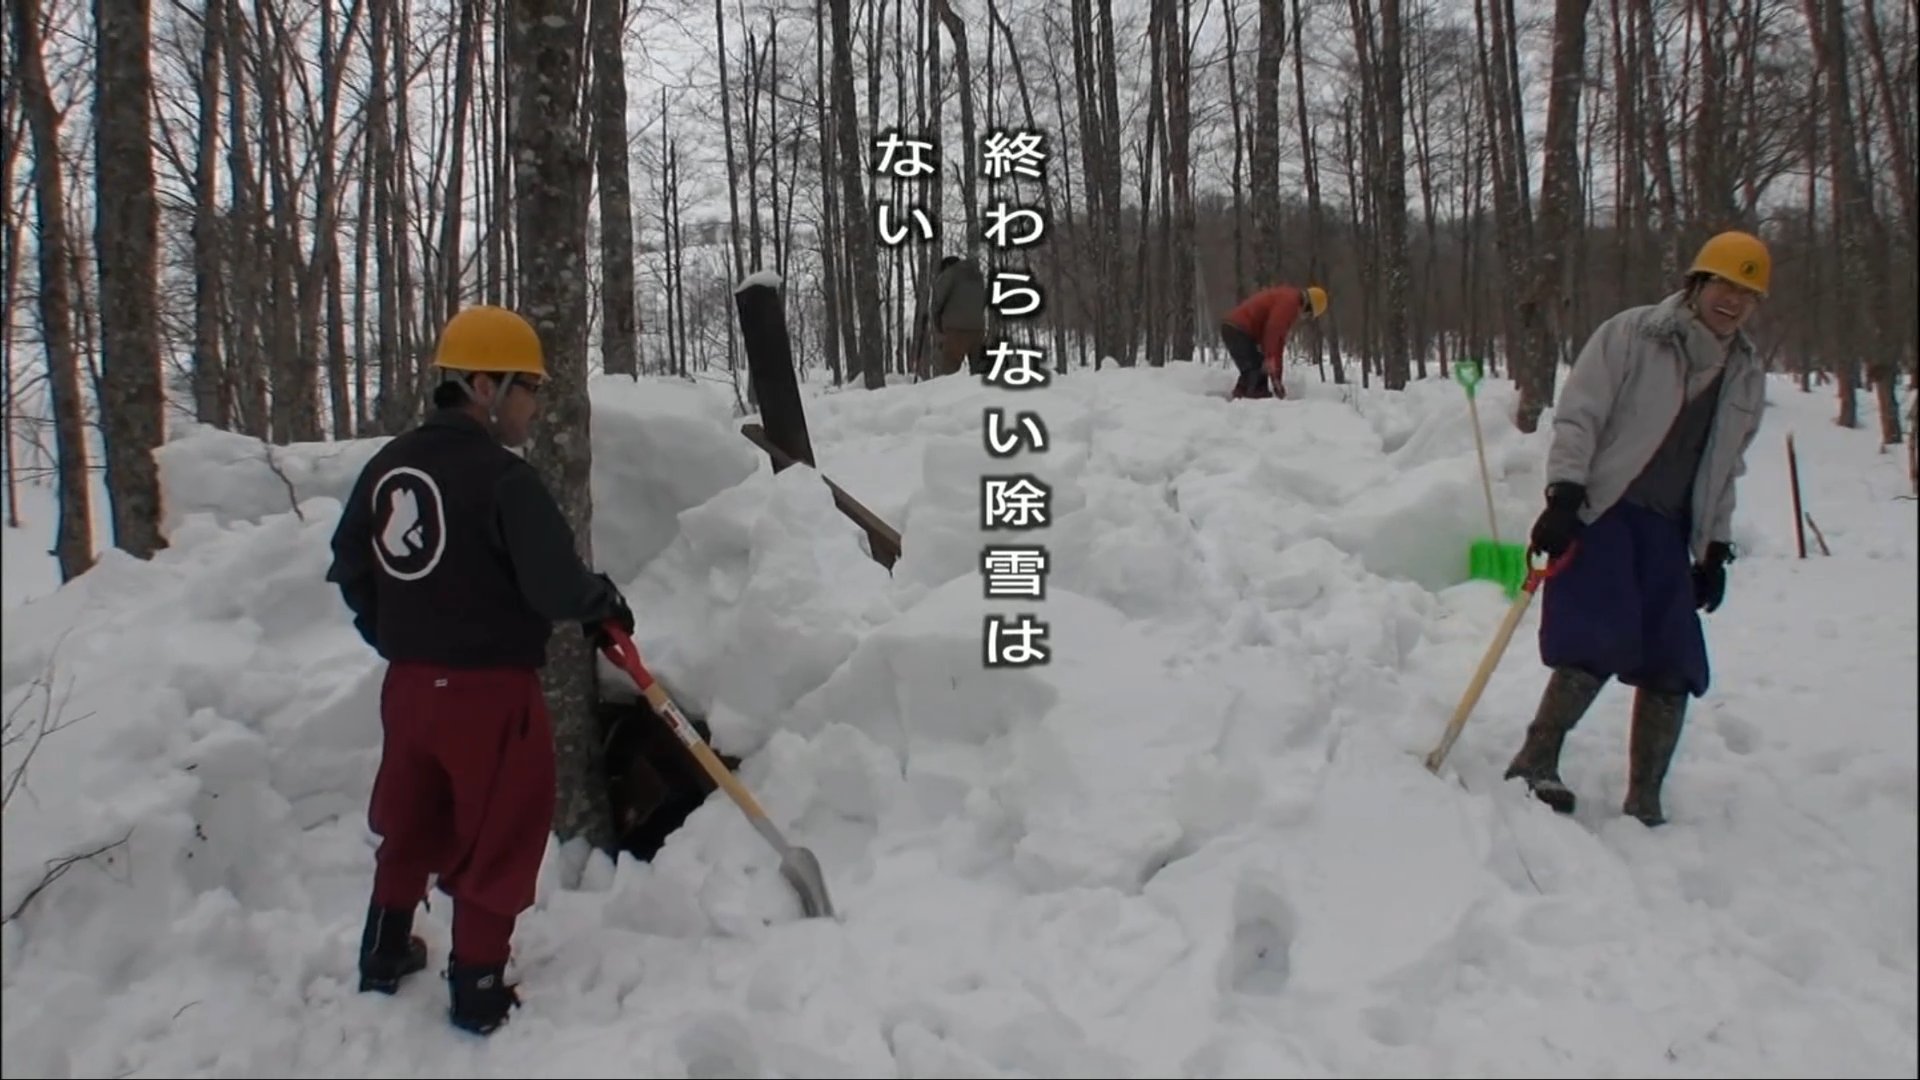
[599, 624, 780, 836]
[1424, 546, 1575, 774]
[1455, 360, 1500, 544]
[1466, 395, 1500, 545]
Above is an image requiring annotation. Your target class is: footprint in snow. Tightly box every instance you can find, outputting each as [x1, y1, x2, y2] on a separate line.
[1361, 1000, 1434, 1047]
[1715, 714, 1761, 756]
[1224, 873, 1298, 997]
[677, 1012, 761, 1079]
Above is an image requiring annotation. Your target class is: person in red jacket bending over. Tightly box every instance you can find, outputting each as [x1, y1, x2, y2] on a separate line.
[1221, 283, 1328, 400]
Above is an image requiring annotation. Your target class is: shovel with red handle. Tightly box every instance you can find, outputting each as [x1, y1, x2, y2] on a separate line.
[1424, 545, 1576, 775]
[598, 623, 837, 920]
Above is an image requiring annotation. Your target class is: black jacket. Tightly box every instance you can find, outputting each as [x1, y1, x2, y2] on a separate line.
[326, 408, 623, 669]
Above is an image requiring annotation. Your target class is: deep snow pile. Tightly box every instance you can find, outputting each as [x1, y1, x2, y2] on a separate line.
[1, 362, 1913, 1079]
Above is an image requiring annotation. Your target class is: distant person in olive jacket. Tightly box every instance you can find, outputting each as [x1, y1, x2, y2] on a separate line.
[1505, 230, 1771, 828]
[926, 254, 986, 377]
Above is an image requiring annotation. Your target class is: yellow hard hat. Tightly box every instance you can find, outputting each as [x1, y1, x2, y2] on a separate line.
[432, 305, 547, 377]
[1306, 285, 1328, 318]
[1688, 231, 1770, 297]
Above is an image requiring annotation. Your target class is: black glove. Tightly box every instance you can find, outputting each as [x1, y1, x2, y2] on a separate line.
[1529, 481, 1587, 558]
[584, 573, 635, 649]
[1693, 541, 1734, 613]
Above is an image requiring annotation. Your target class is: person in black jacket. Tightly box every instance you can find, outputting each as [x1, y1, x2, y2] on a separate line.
[326, 304, 634, 1036]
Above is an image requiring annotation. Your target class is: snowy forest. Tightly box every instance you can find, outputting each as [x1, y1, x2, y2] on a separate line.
[3, 0, 1917, 588]
[1, 3, 1918, 1059]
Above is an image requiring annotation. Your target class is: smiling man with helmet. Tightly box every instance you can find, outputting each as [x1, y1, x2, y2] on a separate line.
[1503, 230, 1772, 828]
[326, 304, 635, 1035]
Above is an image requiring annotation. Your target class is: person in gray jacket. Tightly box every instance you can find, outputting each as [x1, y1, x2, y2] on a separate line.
[1505, 230, 1772, 827]
[925, 254, 986, 377]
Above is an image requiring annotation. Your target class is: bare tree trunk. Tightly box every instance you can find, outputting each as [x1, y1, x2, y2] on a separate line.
[1375, 0, 1412, 388]
[440, 0, 480, 327]
[590, 0, 639, 375]
[829, 0, 886, 388]
[1250, 0, 1285, 283]
[190, 0, 229, 428]
[11, 0, 94, 581]
[1165, 0, 1195, 363]
[716, 0, 745, 281]
[1517, 0, 1592, 430]
[255, 0, 318, 443]
[222, 1, 268, 439]
[1803, 0, 1875, 430]
[813, 0, 845, 385]
[935, 0, 980, 248]
[1291, 0, 1342, 382]
[1472, 0, 1531, 391]
[0, 100, 22, 528]
[312, 0, 365, 440]
[1224, 3, 1246, 297]
[92, 0, 170, 556]
[510, 0, 608, 850]
[1858, 0, 1917, 239]
[368, 0, 403, 432]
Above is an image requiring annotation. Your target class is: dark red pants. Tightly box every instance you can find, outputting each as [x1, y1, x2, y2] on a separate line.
[368, 662, 554, 967]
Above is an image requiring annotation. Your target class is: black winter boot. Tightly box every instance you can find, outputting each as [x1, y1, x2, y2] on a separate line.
[448, 960, 522, 1036]
[1504, 667, 1607, 814]
[1623, 688, 1687, 826]
[358, 902, 428, 994]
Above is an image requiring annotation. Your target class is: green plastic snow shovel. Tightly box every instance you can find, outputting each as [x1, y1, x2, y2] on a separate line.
[599, 624, 837, 920]
[1455, 359, 1528, 598]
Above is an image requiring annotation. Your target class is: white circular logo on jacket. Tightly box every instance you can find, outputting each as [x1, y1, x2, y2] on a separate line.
[370, 466, 447, 581]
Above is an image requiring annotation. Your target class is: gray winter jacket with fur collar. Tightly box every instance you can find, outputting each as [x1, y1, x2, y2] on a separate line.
[1545, 290, 1767, 562]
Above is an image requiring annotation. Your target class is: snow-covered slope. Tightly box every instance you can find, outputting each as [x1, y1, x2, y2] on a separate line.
[2, 363, 1913, 1078]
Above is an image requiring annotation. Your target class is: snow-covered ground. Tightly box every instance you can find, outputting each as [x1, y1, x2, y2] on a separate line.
[2, 362, 1913, 1078]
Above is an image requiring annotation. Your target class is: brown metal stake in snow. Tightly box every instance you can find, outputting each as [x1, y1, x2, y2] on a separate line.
[1787, 433, 1808, 559]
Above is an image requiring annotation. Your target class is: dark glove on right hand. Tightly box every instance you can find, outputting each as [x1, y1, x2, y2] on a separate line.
[584, 573, 635, 650]
[1528, 482, 1587, 558]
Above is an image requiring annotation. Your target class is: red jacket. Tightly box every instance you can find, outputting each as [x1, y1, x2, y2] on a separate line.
[1225, 285, 1304, 371]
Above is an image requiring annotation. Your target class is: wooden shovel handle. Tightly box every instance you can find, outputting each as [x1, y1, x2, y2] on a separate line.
[601, 625, 775, 826]
[1424, 545, 1577, 773]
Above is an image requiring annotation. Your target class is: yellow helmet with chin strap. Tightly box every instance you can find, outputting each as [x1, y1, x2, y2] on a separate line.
[1305, 286, 1328, 318]
[432, 305, 548, 378]
[1688, 231, 1771, 298]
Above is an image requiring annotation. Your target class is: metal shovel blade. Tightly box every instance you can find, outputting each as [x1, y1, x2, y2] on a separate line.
[600, 625, 838, 921]
[779, 844, 835, 919]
